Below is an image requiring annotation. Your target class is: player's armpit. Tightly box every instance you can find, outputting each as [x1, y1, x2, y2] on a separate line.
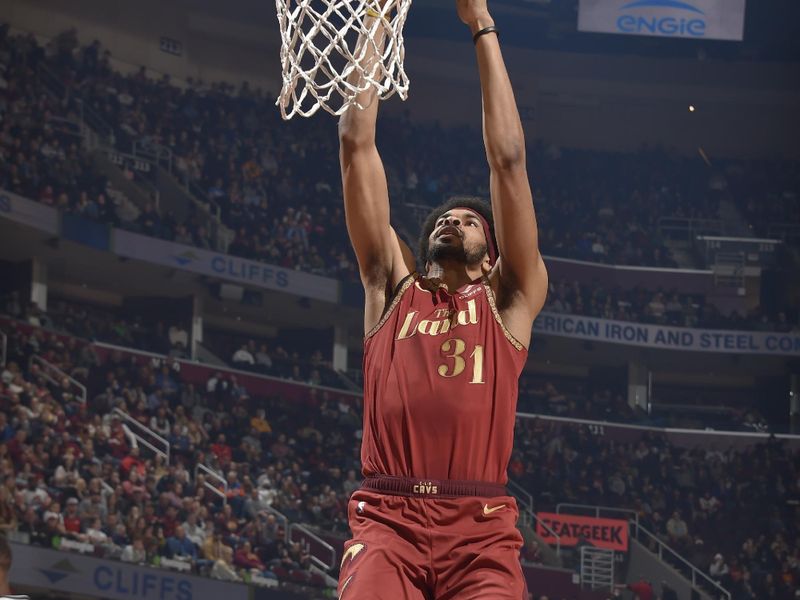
[489, 254, 547, 349]
[489, 166, 547, 318]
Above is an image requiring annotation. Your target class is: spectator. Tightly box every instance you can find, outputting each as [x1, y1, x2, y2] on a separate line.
[709, 553, 730, 581]
[121, 538, 147, 564]
[616, 578, 653, 600]
[182, 512, 207, 548]
[165, 526, 197, 563]
[232, 344, 255, 366]
[234, 540, 267, 573]
[254, 345, 273, 370]
[202, 531, 239, 581]
[666, 511, 690, 548]
[85, 517, 110, 545]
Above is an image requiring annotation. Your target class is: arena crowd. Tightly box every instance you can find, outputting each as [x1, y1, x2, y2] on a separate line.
[4, 25, 799, 281]
[0, 316, 797, 599]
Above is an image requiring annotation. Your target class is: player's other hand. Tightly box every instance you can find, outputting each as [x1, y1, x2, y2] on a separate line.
[456, 0, 494, 32]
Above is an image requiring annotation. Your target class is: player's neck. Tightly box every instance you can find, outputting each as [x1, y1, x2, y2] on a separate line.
[425, 262, 483, 292]
[0, 573, 10, 595]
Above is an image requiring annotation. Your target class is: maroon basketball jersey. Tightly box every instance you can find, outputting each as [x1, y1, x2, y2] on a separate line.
[361, 273, 528, 484]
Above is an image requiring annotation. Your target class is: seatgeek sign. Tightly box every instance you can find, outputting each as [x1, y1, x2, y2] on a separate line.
[578, 0, 747, 41]
[9, 542, 248, 600]
[536, 512, 629, 552]
[534, 312, 800, 357]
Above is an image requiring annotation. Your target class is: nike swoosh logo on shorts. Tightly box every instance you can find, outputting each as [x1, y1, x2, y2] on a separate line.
[483, 503, 506, 515]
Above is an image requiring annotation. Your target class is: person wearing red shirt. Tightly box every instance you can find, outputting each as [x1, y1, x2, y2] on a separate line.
[210, 434, 232, 464]
[616, 578, 654, 600]
[120, 447, 146, 478]
[234, 541, 266, 572]
[335, 1, 548, 597]
[62, 498, 82, 538]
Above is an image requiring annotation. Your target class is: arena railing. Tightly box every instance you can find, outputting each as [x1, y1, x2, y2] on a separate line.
[112, 408, 170, 464]
[105, 148, 161, 208]
[768, 222, 800, 245]
[132, 139, 174, 175]
[631, 520, 731, 600]
[262, 506, 291, 543]
[555, 503, 731, 600]
[92, 341, 362, 404]
[196, 463, 228, 505]
[658, 217, 726, 243]
[508, 479, 562, 558]
[28, 355, 87, 404]
[555, 503, 639, 528]
[289, 523, 337, 571]
[516, 412, 800, 450]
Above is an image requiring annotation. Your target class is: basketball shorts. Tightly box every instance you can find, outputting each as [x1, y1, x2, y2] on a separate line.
[337, 476, 527, 600]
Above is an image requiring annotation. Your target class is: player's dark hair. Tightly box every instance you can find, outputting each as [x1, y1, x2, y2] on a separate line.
[418, 197, 496, 265]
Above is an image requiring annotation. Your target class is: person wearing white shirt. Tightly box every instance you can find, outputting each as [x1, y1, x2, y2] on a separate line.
[121, 538, 147, 564]
[85, 517, 109, 545]
[182, 513, 207, 547]
[232, 345, 255, 365]
[709, 553, 729, 579]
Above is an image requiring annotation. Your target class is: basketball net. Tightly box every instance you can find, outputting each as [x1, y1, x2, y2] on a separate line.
[275, 0, 412, 119]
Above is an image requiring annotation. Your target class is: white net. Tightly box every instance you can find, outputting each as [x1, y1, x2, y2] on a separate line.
[276, 0, 412, 120]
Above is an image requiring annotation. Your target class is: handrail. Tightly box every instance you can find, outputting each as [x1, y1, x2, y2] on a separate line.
[187, 178, 222, 221]
[508, 479, 533, 511]
[697, 235, 782, 245]
[195, 464, 228, 505]
[262, 506, 291, 543]
[509, 480, 562, 557]
[289, 523, 337, 571]
[74, 99, 116, 147]
[36, 63, 115, 147]
[768, 222, 800, 242]
[530, 511, 562, 558]
[92, 341, 363, 400]
[515, 412, 800, 442]
[631, 521, 731, 600]
[106, 148, 156, 175]
[112, 408, 170, 463]
[104, 148, 161, 205]
[556, 503, 730, 599]
[28, 355, 87, 403]
[556, 502, 639, 529]
[580, 546, 615, 591]
[659, 217, 726, 242]
[133, 139, 173, 174]
[46, 116, 84, 140]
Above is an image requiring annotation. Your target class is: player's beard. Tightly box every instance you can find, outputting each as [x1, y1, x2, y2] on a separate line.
[428, 240, 487, 267]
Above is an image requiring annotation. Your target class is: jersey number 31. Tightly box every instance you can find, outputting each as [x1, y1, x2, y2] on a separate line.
[438, 339, 485, 384]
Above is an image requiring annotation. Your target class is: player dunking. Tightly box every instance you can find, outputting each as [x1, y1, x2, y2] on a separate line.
[338, 1, 547, 598]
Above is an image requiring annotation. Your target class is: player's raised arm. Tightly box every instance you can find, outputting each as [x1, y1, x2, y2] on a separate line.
[339, 10, 414, 332]
[457, 0, 548, 322]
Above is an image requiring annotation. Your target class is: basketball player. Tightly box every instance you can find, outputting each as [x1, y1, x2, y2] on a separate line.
[337, 0, 547, 598]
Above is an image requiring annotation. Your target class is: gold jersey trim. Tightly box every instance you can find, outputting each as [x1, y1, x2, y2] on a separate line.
[365, 273, 418, 340]
[481, 276, 526, 352]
